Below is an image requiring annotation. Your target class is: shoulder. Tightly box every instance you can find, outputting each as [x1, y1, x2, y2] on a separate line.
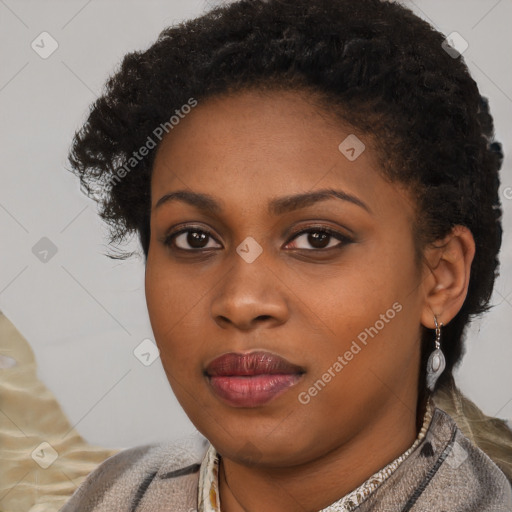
[422, 408, 512, 509]
[61, 434, 209, 512]
[365, 407, 512, 511]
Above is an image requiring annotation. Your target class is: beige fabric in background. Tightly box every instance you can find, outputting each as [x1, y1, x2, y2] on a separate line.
[0, 311, 119, 512]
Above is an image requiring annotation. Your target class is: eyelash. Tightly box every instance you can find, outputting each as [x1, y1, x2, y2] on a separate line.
[162, 225, 353, 253]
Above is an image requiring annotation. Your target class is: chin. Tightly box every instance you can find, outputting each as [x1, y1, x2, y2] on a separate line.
[200, 418, 318, 467]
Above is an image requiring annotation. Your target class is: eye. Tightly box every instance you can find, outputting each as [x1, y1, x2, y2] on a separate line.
[163, 227, 221, 251]
[285, 227, 352, 251]
[162, 225, 352, 253]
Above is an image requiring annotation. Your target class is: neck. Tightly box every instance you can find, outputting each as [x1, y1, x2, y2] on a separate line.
[218, 399, 424, 512]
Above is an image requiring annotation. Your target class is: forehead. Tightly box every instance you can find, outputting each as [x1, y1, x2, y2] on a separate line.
[150, 89, 415, 221]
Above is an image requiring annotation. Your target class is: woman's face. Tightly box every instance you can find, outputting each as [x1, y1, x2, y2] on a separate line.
[145, 89, 428, 467]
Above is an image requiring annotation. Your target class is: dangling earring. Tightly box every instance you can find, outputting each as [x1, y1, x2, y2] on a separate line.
[426, 314, 446, 392]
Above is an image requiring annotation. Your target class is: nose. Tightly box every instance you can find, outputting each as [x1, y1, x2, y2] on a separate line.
[210, 250, 289, 331]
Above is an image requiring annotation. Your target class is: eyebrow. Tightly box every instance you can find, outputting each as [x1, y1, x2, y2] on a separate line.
[153, 188, 372, 216]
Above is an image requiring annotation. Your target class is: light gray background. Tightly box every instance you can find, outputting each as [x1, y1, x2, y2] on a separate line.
[1, 0, 511, 449]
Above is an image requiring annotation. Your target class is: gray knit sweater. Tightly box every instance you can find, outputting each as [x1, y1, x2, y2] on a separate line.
[61, 408, 512, 511]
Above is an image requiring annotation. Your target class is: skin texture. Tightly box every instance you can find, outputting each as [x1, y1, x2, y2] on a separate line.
[144, 89, 475, 512]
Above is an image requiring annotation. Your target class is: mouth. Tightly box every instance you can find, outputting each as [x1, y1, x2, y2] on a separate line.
[204, 351, 305, 408]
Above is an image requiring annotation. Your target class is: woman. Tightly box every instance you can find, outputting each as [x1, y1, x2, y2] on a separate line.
[62, 0, 512, 510]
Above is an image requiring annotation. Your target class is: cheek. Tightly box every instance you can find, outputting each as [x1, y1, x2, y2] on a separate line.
[303, 244, 421, 391]
[145, 260, 210, 415]
[145, 256, 206, 366]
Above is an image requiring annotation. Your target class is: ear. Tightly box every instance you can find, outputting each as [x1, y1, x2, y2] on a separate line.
[420, 225, 475, 329]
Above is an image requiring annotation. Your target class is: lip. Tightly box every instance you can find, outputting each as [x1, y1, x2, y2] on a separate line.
[205, 351, 305, 408]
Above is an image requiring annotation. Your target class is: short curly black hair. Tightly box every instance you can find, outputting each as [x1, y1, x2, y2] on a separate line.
[68, 0, 504, 395]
